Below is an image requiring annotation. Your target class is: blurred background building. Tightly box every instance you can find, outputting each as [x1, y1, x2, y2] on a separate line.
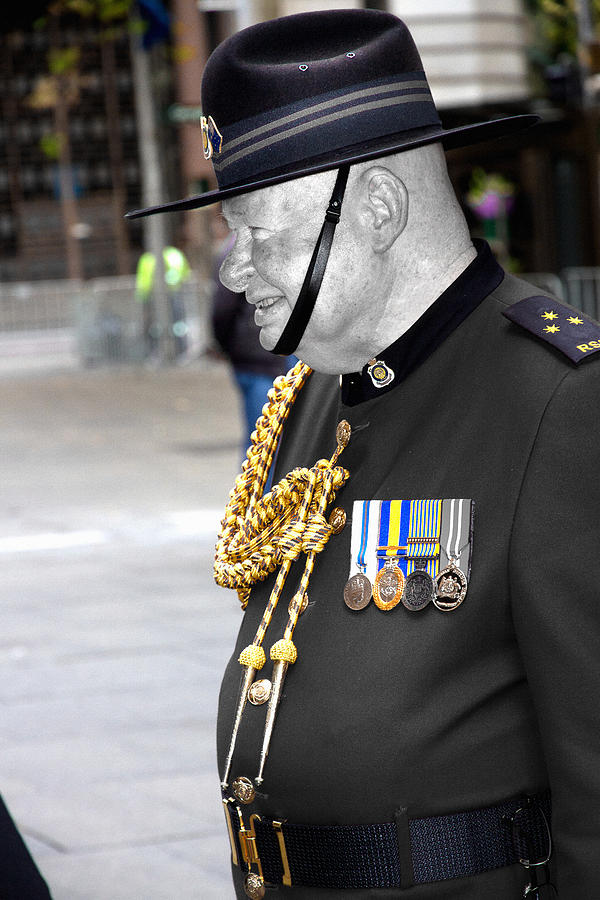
[2, 0, 600, 367]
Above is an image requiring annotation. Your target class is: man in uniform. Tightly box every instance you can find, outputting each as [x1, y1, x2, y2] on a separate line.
[127, 10, 600, 898]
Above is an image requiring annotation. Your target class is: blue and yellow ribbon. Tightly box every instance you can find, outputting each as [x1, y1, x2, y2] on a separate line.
[377, 499, 441, 577]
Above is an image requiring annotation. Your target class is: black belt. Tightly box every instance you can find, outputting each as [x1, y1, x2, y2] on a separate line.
[224, 792, 551, 891]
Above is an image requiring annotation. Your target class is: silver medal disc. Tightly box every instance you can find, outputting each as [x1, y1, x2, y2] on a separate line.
[343, 573, 372, 610]
[402, 568, 434, 611]
[433, 564, 468, 611]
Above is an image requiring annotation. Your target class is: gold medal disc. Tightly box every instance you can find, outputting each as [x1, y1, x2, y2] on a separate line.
[373, 563, 404, 610]
[343, 573, 372, 610]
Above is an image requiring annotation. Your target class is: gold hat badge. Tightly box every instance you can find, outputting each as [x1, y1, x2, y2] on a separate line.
[200, 115, 223, 160]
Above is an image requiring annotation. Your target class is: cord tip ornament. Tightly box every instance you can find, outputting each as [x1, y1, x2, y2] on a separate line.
[270, 639, 297, 664]
[239, 644, 266, 669]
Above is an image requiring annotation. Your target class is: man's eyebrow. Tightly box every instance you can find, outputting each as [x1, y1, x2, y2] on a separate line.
[220, 208, 237, 227]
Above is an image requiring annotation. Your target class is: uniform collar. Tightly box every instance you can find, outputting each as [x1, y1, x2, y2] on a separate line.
[340, 239, 503, 406]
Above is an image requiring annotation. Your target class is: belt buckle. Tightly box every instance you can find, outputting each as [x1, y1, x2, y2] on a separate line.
[505, 797, 557, 899]
[222, 797, 266, 899]
[239, 813, 263, 872]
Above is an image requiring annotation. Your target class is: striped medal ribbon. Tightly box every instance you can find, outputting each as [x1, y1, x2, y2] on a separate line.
[343, 500, 373, 611]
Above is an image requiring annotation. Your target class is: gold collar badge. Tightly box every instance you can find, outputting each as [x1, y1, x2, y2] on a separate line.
[200, 115, 223, 160]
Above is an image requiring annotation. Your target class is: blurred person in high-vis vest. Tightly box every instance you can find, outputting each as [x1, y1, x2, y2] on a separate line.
[135, 246, 190, 358]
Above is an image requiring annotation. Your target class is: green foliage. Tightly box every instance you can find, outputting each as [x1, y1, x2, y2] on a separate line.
[50, 0, 133, 23]
[526, 0, 600, 63]
[39, 132, 63, 159]
[48, 46, 80, 74]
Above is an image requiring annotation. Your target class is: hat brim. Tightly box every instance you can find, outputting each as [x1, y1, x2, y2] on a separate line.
[125, 114, 539, 219]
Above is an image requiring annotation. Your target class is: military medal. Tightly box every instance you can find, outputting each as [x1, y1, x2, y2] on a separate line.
[373, 558, 404, 610]
[347, 498, 472, 616]
[433, 562, 467, 610]
[434, 498, 469, 611]
[367, 357, 394, 388]
[373, 500, 406, 610]
[402, 559, 435, 611]
[373, 499, 409, 610]
[344, 573, 372, 610]
[399, 502, 441, 610]
[344, 499, 372, 610]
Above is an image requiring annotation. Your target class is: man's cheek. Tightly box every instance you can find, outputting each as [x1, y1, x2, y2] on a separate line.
[254, 242, 290, 275]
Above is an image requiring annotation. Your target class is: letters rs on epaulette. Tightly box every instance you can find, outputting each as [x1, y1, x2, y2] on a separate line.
[503, 295, 600, 363]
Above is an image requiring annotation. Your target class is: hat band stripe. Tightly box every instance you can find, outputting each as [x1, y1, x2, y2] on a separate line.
[221, 77, 431, 155]
[214, 93, 439, 181]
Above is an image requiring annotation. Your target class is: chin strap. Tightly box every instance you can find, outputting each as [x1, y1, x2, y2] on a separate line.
[272, 164, 350, 356]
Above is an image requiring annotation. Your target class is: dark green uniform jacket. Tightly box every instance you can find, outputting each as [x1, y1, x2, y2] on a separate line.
[217, 247, 600, 899]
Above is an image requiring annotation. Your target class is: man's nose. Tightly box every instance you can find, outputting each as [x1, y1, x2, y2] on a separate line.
[219, 241, 255, 293]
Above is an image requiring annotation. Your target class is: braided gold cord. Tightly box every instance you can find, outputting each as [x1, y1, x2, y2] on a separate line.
[213, 360, 349, 655]
[214, 362, 347, 600]
[214, 362, 310, 605]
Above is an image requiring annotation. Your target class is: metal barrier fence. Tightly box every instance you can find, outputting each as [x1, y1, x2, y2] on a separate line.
[561, 268, 600, 320]
[0, 278, 80, 332]
[0, 274, 211, 370]
[521, 270, 600, 319]
[1, 267, 599, 373]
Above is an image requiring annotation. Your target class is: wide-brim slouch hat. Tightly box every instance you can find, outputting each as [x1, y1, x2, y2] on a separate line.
[126, 8, 538, 219]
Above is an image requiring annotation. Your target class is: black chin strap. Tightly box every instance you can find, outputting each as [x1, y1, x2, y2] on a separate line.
[272, 164, 350, 356]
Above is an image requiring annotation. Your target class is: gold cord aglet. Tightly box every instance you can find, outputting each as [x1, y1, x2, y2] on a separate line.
[221, 665, 257, 789]
[255, 659, 288, 785]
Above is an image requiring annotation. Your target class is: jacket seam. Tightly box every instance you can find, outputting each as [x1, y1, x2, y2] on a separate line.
[506, 367, 573, 613]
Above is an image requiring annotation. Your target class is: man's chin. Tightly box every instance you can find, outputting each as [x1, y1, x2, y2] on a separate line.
[258, 329, 279, 353]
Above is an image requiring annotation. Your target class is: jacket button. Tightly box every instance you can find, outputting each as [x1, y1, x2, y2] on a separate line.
[289, 593, 309, 617]
[232, 776, 256, 805]
[248, 679, 271, 706]
[329, 507, 347, 534]
[336, 419, 351, 447]
[244, 873, 265, 899]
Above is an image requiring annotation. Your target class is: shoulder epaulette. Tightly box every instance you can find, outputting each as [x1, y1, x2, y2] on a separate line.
[503, 295, 600, 364]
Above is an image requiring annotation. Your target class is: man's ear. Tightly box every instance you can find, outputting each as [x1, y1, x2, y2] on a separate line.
[358, 166, 408, 253]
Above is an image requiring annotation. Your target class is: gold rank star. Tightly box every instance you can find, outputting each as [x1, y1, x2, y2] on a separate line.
[544, 324, 560, 333]
[541, 311, 559, 320]
[567, 316, 584, 325]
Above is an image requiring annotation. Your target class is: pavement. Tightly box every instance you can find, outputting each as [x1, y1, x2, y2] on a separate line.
[1, 361, 246, 899]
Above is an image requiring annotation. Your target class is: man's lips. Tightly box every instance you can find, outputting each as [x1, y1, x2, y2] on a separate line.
[250, 296, 281, 309]
[250, 295, 286, 325]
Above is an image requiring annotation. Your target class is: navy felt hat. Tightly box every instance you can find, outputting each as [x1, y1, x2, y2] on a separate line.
[127, 8, 538, 219]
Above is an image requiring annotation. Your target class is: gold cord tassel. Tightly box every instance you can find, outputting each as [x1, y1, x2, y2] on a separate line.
[256, 464, 343, 784]
[214, 361, 350, 790]
[221, 664, 258, 789]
